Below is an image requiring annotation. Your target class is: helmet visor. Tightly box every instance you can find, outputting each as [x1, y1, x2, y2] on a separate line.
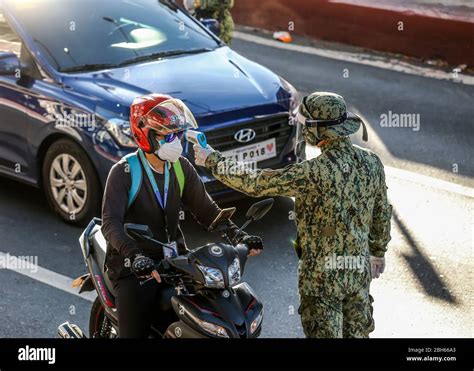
[142, 98, 198, 135]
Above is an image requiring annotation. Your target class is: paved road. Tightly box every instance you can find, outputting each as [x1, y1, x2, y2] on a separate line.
[233, 32, 473, 337]
[0, 31, 472, 338]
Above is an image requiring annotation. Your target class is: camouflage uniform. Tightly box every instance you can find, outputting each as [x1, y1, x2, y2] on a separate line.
[204, 92, 392, 338]
[195, 0, 235, 44]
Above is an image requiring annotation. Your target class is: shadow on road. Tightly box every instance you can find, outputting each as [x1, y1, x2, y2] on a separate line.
[392, 208, 457, 304]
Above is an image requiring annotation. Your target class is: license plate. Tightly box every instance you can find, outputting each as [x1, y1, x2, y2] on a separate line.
[221, 138, 276, 163]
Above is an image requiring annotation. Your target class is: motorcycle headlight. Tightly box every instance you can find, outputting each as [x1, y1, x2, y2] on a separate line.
[197, 319, 229, 338]
[104, 118, 136, 148]
[250, 308, 264, 335]
[178, 304, 229, 338]
[228, 257, 241, 286]
[197, 264, 225, 289]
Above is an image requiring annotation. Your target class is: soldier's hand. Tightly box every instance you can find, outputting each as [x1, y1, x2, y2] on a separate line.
[194, 144, 215, 167]
[370, 256, 385, 279]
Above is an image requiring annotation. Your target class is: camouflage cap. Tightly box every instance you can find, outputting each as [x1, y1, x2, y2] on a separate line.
[299, 92, 367, 142]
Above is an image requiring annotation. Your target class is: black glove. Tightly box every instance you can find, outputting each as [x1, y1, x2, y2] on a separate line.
[239, 235, 263, 252]
[131, 254, 155, 278]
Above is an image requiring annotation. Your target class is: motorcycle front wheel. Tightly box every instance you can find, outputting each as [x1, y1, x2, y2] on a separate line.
[89, 297, 116, 338]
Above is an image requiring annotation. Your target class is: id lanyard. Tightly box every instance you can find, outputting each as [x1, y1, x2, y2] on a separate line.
[138, 150, 171, 243]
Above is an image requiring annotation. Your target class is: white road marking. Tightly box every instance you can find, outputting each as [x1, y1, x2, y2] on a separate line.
[0, 252, 95, 302]
[234, 31, 474, 85]
[384, 166, 473, 198]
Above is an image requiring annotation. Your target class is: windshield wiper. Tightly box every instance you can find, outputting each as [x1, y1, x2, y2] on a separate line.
[117, 48, 213, 67]
[59, 48, 213, 72]
[60, 63, 120, 73]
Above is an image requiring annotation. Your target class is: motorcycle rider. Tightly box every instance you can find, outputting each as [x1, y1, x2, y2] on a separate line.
[101, 94, 263, 338]
[193, 92, 392, 338]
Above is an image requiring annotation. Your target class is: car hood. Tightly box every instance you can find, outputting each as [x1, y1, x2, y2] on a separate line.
[61, 47, 288, 123]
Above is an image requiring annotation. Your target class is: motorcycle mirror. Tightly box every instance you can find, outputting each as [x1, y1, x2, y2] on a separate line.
[245, 198, 274, 221]
[124, 223, 153, 241]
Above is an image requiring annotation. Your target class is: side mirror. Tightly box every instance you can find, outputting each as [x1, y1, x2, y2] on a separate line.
[0, 52, 20, 76]
[200, 18, 220, 37]
[245, 198, 274, 221]
[234, 198, 274, 236]
[124, 223, 153, 242]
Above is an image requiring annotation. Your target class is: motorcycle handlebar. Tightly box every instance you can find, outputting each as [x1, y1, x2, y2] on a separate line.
[140, 242, 252, 286]
[139, 265, 182, 286]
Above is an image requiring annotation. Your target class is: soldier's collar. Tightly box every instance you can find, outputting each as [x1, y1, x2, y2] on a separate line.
[319, 137, 352, 152]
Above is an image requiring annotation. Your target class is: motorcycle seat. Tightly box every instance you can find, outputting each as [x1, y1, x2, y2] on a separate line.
[89, 226, 117, 299]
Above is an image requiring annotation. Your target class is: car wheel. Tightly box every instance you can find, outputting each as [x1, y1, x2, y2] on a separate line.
[42, 138, 101, 225]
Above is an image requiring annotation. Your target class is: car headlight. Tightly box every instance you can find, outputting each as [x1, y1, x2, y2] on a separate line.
[279, 77, 300, 115]
[197, 264, 225, 289]
[250, 308, 264, 335]
[228, 257, 241, 286]
[198, 319, 229, 338]
[104, 118, 136, 148]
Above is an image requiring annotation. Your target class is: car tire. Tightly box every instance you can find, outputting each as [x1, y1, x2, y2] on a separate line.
[42, 138, 101, 226]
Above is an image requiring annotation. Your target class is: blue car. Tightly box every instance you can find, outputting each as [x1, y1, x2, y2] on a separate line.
[0, 0, 298, 225]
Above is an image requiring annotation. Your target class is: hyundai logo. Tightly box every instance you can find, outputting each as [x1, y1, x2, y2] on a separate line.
[234, 128, 256, 143]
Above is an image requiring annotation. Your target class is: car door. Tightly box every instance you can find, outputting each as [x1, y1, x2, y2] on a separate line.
[0, 11, 33, 182]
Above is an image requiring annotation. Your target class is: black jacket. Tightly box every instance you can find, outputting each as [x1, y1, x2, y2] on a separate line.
[102, 155, 241, 281]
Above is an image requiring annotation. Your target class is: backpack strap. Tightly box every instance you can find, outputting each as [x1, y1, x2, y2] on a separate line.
[123, 151, 185, 207]
[173, 159, 185, 197]
[124, 151, 142, 208]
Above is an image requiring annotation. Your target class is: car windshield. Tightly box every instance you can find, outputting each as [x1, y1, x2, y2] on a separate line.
[5, 0, 220, 72]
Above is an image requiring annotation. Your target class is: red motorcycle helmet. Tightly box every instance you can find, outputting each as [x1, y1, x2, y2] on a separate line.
[130, 94, 198, 153]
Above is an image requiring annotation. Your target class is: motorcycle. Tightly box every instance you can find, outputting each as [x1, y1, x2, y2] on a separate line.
[58, 198, 274, 339]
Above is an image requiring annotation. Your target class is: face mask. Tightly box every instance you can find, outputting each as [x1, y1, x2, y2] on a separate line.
[155, 138, 183, 163]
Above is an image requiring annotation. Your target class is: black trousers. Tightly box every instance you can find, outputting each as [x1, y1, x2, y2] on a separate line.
[112, 275, 176, 338]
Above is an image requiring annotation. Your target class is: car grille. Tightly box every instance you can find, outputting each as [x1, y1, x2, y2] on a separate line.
[205, 113, 291, 153]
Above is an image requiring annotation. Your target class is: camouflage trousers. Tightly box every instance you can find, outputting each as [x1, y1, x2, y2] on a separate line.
[218, 13, 234, 45]
[299, 288, 375, 338]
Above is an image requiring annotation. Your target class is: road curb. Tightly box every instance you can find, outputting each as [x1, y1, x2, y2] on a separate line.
[231, 0, 474, 68]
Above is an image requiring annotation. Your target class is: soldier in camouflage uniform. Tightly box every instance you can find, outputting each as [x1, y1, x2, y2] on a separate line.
[194, 92, 392, 338]
[193, 0, 235, 44]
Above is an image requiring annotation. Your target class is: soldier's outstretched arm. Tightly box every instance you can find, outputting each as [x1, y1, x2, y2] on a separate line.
[369, 159, 393, 257]
[203, 151, 316, 198]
